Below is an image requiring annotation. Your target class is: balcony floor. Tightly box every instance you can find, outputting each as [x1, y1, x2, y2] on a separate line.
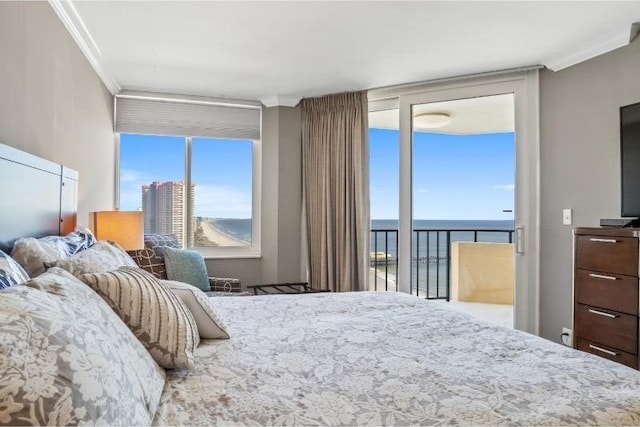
[368, 268, 513, 329]
[431, 300, 513, 329]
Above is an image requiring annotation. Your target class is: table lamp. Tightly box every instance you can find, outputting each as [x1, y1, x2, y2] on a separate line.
[89, 211, 144, 250]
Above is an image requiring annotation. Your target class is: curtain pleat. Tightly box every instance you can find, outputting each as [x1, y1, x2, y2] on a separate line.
[302, 91, 370, 292]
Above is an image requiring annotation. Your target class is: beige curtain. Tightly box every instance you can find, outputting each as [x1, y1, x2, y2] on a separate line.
[301, 91, 370, 292]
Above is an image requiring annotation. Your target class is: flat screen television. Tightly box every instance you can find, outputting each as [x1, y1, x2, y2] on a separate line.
[621, 101, 640, 220]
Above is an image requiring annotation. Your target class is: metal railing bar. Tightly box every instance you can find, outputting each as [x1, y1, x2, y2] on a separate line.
[369, 228, 513, 300]
[374, 230, 378, 291]
[446, 231, 451, 301]
[415, 231, 420, 296]
[426, 231, 430, 298]
[385, 231, 389, 292]
[435, 231, 440, 299]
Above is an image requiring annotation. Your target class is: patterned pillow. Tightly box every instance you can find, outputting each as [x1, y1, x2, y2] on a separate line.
[0, 267, 165, 426]
[10, 228, 97, 277]
[163, 246, 210, 291]
[81, 267, 200, 369]
[128, 234, 180, 279]
[209, 276, 242, 293]
[0, 249, 30, 289]
[162, 280, 230, 339]
[47, 240, 137, 276]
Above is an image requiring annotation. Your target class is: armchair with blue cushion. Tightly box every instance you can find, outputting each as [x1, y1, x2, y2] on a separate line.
[127, 234, 243, 294]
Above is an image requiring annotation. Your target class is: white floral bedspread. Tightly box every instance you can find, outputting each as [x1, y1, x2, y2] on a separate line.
[152, 291, 640, 426]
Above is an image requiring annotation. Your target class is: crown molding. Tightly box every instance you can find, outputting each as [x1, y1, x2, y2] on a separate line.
[260, 95, 301, 108]
[48, 0, 120, 94]
[543, 24, 634, 72]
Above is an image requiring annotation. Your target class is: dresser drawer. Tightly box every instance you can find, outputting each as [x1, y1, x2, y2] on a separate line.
[574, 304, 637, 354]
[575, 235, 638, 276]
[576, 338, 638, 369]
[575, 269, 638, 315]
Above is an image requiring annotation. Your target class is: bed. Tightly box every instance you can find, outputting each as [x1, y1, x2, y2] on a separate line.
[3, 143, 640, 426]
[154, 291, 640, 426]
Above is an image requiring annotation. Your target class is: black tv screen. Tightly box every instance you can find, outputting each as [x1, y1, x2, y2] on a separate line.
[621, 101, 640, 217]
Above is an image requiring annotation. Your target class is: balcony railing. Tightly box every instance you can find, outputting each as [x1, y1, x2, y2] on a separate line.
[370, 228, 514, 300]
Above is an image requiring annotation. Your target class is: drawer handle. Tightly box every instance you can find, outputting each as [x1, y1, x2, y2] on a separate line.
[588, 273, 617, 281]
[589, 344, 618, 357]
[588, 308, 618, 319]
[589, 238, 618, 243]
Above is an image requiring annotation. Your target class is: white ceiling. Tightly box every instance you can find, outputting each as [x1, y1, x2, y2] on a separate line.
[59, 1, 640, 105]
[370, 93, 515, 134]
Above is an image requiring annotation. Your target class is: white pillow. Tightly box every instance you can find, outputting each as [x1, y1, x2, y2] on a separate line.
[46, 240, 136, 276]
[0, 267, 165, 425]
[162, 279, 230, 339]
[10, 228, 96, 277]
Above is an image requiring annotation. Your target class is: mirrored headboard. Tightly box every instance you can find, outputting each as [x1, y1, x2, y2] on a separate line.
[0, 143, 78, 253]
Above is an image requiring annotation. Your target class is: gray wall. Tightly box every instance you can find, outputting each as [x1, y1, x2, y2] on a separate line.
[0, 2, 304, 288]
[0, 2, 115, 226]
[539, 39, 640, 341]
[205, 105, 304, 287]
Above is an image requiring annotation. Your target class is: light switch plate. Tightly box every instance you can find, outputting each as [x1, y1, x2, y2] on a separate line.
[562, 208, 572, 225]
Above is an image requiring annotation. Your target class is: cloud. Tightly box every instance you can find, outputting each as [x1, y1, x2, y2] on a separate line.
[493, 184, 515, 191]
[120, 188, 143, 211]
[119, 168, 151, 210]
[117, 169, 252, 218]
[120, 168, 148, 182]
[416, 188, 428, 193]
[194, 184, 252, 218]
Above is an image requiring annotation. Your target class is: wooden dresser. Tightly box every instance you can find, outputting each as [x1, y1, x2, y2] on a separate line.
[574, 227, 640, 369]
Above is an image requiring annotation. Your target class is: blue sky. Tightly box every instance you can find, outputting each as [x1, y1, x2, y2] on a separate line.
[119, 134, 253, 218]
[370, 128, 515, 220]
[120, 129, 514, 220]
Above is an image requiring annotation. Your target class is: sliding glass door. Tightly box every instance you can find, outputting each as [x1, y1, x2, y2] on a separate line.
[393, 72, 540, 333]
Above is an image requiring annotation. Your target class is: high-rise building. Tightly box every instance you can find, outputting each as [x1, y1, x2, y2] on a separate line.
[141, 181, 195, 247]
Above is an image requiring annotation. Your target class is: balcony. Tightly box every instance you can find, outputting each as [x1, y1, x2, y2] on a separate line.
[370, 228, 514, 326]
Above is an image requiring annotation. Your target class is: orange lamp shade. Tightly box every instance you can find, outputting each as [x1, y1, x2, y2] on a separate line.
[89, 211, 144, 251]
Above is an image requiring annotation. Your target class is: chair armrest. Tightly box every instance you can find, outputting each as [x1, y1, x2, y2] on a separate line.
[208, 277, 242, 293]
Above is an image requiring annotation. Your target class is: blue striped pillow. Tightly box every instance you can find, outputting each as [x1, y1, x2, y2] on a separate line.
[0, 250, 30, 289]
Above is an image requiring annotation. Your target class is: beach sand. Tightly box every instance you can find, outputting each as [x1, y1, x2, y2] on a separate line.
[369, 267, 397, 291]
[199, 219, 249, 247]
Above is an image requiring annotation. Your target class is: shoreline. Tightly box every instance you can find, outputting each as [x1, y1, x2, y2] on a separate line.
[369, 266, 397, 291]
[198, 219, 249, 247]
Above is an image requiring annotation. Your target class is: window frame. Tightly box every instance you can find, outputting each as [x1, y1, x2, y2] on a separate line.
[115, 133, 262, 259]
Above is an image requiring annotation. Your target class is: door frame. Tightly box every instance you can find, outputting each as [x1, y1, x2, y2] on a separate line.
[377, 70, 540, 334]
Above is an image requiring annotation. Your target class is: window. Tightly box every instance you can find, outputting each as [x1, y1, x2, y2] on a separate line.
[119, 134, 188, 245]
[191, 137, 254, 249]
[115, 94, 261, 257]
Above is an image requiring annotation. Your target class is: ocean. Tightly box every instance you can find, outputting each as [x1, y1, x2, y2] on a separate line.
[209, 217, 512, 296]
[370, 219, 515, 296]
[211, 218, 252, 243]
[211, 217, 514, 257]
[371, 219, 514, 258]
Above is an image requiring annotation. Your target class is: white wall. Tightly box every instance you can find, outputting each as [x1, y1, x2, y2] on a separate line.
[0, 2, 115, 226]
[539, 39, 640, 341]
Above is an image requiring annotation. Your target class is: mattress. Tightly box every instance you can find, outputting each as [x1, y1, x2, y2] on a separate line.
[152, 291, 640, 426]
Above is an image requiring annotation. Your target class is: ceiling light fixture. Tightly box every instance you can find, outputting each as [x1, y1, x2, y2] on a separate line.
[413, 112, 452, 129]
